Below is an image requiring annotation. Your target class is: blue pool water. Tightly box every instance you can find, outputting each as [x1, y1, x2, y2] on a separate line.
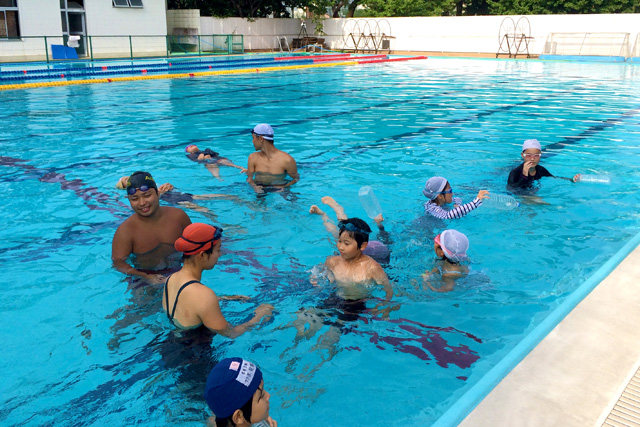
[1, 57, 640, 426]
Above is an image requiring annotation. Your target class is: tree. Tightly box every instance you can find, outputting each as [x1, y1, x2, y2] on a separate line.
[167, 0, 307, 18]
[359, 0, 637, 16]
[489, 0, 637, 14]
[362, 0, 456, 16]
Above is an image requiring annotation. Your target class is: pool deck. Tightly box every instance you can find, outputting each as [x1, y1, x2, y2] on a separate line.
[459, 243, 640, 426]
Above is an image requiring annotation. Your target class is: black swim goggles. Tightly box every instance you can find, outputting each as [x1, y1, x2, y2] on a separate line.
[180, 227, 223, 254]
[251, 130, 273, 138]
[127, 185, 152, 195]
[338, 222, 370, 235]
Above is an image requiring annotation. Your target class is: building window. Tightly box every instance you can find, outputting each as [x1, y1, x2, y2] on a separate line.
[113, 0, 143, 7]
[0, 0, 20, 38]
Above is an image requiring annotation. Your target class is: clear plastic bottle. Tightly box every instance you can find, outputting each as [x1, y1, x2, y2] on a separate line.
[482, 193, 520, 210]
[577, 174, 611, 184]
[358, 186, 382, 219]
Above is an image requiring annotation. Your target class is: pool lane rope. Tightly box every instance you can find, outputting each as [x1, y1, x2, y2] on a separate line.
[0, 56, 427, 91]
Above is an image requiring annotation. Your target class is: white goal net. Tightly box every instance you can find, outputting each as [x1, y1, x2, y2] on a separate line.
[542, 32, 630, 58]
[631, 34, 640, 58]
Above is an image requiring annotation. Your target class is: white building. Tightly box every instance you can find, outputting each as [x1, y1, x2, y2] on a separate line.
[0, 0, 168, 62]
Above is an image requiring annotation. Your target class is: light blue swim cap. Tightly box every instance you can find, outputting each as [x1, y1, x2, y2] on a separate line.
[252, 124, 274, 141]
[423, 176, 447, 200]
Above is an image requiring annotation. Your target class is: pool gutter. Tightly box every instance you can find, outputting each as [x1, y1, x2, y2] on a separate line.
[434, 230, 640, 427]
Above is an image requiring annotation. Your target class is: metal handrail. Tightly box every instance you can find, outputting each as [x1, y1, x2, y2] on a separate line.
[0, 34, 244, 63]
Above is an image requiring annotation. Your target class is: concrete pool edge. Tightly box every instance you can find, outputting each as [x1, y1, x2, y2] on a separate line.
[431, 230, 640, 427]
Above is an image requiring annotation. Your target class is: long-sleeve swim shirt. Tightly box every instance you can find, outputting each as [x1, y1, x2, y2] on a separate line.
[423, 198, 483, 219]
[507, 163, 553, 189]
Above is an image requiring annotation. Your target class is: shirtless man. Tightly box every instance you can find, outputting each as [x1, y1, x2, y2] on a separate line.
[112, 171, 191, 285]
[246, 124, 299, 194]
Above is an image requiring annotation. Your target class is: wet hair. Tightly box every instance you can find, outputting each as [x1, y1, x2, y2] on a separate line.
[338, 218, 371, 249]
[214, 394, 253, 427]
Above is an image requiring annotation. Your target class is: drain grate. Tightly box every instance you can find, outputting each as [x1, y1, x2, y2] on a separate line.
[604, 367, 640, 426]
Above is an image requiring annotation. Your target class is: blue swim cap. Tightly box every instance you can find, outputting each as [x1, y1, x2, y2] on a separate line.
[204, 358, 263, 419]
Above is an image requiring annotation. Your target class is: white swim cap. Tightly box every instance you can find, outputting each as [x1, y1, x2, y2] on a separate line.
[522, 139, 541, 152]
[436, 229, 469, 263]
[252, 123, 274, 141]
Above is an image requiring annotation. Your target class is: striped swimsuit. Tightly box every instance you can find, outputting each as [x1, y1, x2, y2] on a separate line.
[424, 197, 482, 219]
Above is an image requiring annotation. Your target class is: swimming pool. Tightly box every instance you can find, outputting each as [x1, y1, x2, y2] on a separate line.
[0, 53, 410, 87]
[1, 57, 640, 426]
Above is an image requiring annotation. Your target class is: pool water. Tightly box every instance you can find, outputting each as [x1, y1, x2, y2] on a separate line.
[1, 57, 640, 426]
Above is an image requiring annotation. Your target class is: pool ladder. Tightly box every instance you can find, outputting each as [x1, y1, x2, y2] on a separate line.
[275, 36, 290, 52]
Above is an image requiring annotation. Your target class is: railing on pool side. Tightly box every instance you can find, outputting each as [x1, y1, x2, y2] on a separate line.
[0, 34, 245, 64]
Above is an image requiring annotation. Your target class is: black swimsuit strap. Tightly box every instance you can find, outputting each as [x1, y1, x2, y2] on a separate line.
[166, 279, 202, 326]
[163, 275, 171, 321]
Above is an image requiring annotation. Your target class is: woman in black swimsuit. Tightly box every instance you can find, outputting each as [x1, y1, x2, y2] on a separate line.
[162, 223, 273, 337]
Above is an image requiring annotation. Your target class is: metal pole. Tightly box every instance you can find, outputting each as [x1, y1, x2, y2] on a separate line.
[89, 35, 93, 61]
[129, 35, 133, 60]
[44, 36, 49, 63]
[228, 35, 232, 55]
[579, 33, 588, 56]
[166, 35, 170, 58]
[198, 36, 201, 56]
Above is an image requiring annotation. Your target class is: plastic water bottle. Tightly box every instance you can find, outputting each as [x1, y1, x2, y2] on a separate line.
[482, 193, 519, 210]
[577, 174, 611, 184]
[358, 186, 382, 219]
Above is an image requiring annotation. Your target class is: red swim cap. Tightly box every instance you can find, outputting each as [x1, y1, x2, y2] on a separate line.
[175, 223, 222, 256]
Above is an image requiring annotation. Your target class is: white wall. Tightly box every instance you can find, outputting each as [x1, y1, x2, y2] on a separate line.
[18, 1, 62, 36]
[167, 9, 200, 36]
[3, 7, 640, 62]
[0, 0, 167, 61]
[84, 1, 167, 36]
[201, 14, 640, 55]
[200, 17, 315, 51]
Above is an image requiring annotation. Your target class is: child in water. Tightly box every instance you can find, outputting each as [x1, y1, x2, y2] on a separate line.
[320, 217, 392, 301]
[422, 229, 470, 293]
[507, 139, 580, 190]
[423, 176, 489, 219]
[185, 144, 247, 179]
[204, 357, 277, 427]
[310, 196, 391, 265]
